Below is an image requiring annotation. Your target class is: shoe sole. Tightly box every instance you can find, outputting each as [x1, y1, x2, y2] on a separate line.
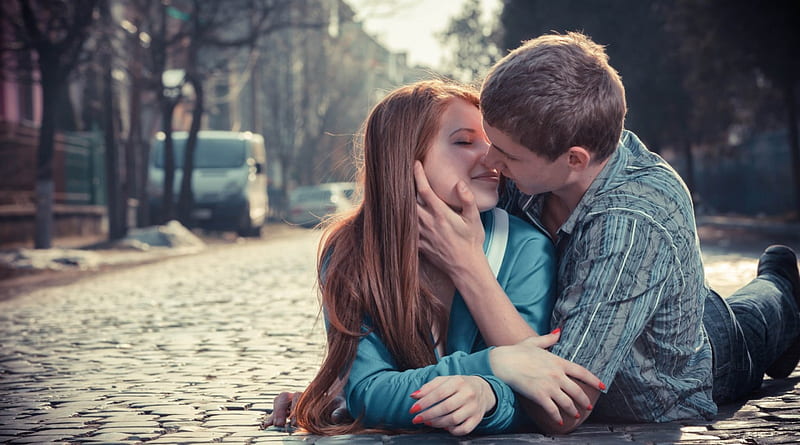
[763, 246, 800, 379]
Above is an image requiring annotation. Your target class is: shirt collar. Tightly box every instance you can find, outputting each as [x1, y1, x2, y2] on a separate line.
[520, 130, 635, 236]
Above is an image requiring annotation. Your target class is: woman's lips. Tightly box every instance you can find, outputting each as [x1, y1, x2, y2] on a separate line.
[473, 171, 500, 182]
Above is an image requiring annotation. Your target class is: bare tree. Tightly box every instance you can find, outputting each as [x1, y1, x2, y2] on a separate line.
[1, 0, 100, 248]
[258, 0, 406, 219]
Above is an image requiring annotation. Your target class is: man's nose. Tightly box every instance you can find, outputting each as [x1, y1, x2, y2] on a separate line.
[481, 149, 500, 170]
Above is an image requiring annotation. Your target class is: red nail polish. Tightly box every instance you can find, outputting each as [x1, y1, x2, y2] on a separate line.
[410, 390, 421, 398]
[558, 420, 564, 426]
[598, 382, 606, 390]
[550, 327, 561, 335]
[587, 404, 593, 410]
[409, 404, 422, 414]
[574, 412, 581, 419]
[412, 415, 424, 424]
[424, 421, 432, 427]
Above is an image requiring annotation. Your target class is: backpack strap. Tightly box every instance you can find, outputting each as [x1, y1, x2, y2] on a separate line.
[486, 208, 509, 278]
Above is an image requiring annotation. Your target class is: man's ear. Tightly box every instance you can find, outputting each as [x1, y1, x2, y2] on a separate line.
[565, 146, 592, 171]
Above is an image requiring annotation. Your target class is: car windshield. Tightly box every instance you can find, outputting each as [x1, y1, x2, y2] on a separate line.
[291, 188, 333, 202]
[152, 138, 246, 168]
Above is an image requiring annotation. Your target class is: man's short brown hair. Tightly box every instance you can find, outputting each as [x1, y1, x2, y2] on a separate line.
[481, 32, 627, 162]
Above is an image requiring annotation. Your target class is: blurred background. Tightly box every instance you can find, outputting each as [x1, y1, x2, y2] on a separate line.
[0, 0, 798, 248]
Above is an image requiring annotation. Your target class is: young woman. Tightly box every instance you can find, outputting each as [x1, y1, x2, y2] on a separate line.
[273, 80, 596, 436]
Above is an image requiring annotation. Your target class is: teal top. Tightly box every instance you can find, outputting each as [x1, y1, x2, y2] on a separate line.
[343, 210, 556, 433]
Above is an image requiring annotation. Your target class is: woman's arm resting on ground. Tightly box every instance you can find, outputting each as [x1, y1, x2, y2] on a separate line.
[346, 328, 519, 434]
[408, 375, 497, 436]
[411, 331, 602, 430]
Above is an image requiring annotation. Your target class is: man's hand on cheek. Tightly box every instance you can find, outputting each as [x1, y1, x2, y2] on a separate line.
[414, 161, 485, 277]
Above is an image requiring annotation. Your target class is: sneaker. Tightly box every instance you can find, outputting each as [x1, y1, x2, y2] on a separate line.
[759, 245, 800, 379]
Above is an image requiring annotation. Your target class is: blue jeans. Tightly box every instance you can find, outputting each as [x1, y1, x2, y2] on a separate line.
[703, 273, 800, 403]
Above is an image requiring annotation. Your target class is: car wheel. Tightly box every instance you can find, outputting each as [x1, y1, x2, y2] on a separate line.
[236, 204, 262, 237]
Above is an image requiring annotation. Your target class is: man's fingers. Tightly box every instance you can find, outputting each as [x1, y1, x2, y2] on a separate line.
[271, 392, 291, 426]
[455, 181, 480, 223]
[413, 161, 436, 204]
[268, 391, 303, 427]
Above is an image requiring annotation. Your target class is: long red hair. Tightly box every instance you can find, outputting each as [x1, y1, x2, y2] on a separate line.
[293, 80, 481, 435]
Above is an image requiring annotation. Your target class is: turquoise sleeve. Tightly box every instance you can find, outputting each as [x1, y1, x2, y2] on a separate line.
[498, 215, 557, 336]
[345, 331, 518, 434]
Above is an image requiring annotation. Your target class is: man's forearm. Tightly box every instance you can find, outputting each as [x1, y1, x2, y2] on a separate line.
[451, 253, 538, 345]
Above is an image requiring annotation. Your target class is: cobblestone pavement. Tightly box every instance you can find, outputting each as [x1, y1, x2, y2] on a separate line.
[1, 228, 799, 444]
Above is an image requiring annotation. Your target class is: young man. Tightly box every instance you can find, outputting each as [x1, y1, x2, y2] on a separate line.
[414, 32, 800, 434]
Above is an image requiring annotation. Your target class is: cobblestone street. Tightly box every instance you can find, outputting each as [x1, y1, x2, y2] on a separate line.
[1, 227, 799, 444]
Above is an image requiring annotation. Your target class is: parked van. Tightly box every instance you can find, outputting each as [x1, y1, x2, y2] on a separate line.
[148, 130, 268, 236]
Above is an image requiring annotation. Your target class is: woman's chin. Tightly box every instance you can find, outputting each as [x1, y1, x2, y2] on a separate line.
[476, 199, 499, 213]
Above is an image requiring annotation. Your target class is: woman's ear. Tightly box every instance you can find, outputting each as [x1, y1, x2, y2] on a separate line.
[565, 146, 592, 171]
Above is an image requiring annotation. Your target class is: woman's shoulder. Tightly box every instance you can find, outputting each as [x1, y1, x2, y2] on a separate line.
[482, 208, 553, 254]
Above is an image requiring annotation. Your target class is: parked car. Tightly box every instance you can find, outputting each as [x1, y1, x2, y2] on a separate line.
[287, 182, 357, 227]
[147, 130, 268, 237]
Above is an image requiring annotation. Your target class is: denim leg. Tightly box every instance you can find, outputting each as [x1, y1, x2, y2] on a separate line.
[704, 274, 800, 404]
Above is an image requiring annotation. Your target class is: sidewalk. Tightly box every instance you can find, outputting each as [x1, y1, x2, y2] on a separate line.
[0, 223, 798, 444]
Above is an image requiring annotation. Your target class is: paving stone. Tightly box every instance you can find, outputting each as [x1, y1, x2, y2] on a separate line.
[144, 430, 229, 443]
[2, 231, 799, 444]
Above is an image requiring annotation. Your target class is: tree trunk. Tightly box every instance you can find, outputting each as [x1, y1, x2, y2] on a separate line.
[783, 80, 800, 220]
[161, 99, 176, 223]
[103, 46, 125, 240]
[34, 64, 61, 249]
[127, 58, 145, 228]
[177, 73, 204, 224]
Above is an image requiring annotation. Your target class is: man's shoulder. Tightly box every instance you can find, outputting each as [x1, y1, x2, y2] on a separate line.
[589, 158, 694, 229]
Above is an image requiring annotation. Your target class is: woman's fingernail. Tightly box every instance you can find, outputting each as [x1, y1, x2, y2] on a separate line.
[587, 404, 593, 410]
[599, 382, 606, 390]
[412, 414, 424, 424]
[574, 412, 581, 419]
[409, 404, 422, 414]
[550, 327, 561, 335]
[410, 390, 421, 398]
[558, 420, 564, 426]
[424, 421, 432, 427]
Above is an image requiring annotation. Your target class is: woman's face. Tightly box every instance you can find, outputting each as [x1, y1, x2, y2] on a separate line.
[422, 98, 499, 212]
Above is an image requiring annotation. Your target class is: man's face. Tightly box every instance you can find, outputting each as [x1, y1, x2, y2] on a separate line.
[481, 121, 571, 196]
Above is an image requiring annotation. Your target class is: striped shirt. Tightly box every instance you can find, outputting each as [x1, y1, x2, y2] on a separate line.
[500, 130, 717, 422]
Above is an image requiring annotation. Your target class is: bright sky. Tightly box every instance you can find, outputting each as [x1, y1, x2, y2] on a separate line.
[346, 0, 502, 70]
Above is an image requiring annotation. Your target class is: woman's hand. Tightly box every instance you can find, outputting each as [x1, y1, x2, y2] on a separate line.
[407, 375, 496, 436]
[489, 331, 604, 428]
[261, 391, 302, 429]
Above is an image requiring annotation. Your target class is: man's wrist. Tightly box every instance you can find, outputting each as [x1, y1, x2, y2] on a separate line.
[449, 249, 493, 288]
